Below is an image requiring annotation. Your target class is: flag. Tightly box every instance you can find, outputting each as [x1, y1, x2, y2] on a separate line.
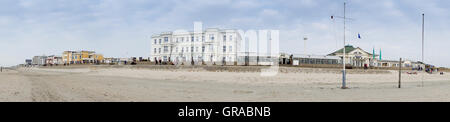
[358, 33, 361, 39]
[379, 49, 382, 60]
[373, 48, 375, 59]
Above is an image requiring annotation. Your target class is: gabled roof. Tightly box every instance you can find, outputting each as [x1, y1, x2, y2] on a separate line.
[330, 45, 356, 54]
[328, 45, 377, 56]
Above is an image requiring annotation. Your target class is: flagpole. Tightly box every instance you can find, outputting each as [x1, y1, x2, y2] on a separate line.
[304, 36, 307, 55]
[342, 2, 347, 89]
[372, 47, 375, 59]
[422, 13, 425, 65]
[421, 13, 425, 87]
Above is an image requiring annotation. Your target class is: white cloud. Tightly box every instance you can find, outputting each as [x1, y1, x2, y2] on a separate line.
[260, 9, 279, 16]
[299, 0, 317, 7]
[383, 0, 405, 17]
[311, 22, 329, 31]
[232, 0, 261, 9]
[18, 0, 34, 8]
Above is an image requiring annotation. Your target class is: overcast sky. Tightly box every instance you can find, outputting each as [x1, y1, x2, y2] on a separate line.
[0, 0, 449, 67]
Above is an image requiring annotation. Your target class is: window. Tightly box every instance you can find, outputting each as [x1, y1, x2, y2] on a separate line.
[191, 37, 194, 42]
[176, 38, 179, 43]
[229, 46, 232, 52]
[230, 35, 233, 41]
[223, 35, 227, 41]
[223, 46, 226, 53]
[176, 47, 178, 52]
[158, 48, 161, 53]
[191, 46, 194, 52]
[154, 48, 156, 53]
[210, 34, 214, 40]
[196, 36, 199, 41]
[202, 46, 205, 52]
[154, 39, 157, 44]
[163, 46, 168, 53]
[181, 37, 184, 42]
[164, 37, 168, 43]
[202, 36, 205, 42]
[159, 39, 161, 44]
[163, 56, 167, 62]
[182, 47, 184, 52]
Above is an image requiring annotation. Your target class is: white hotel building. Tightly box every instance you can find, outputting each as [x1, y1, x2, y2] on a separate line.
[151, 28, 242, 65]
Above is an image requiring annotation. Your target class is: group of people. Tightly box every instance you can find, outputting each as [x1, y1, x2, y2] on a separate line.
[154, 57, 168, 65]
[424, 67, 444, 75]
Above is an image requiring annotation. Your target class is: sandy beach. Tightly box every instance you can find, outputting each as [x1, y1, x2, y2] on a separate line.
[0, 66, 449, 102]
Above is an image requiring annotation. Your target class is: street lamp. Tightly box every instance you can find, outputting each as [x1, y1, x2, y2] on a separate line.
[303, 37, 308, 55]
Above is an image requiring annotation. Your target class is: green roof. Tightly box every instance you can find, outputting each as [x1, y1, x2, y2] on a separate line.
[329, 45, 356, 55]
[328, 45, 377, 56]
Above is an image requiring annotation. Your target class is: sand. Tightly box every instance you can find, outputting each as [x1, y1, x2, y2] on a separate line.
[0, 66, 449, 102]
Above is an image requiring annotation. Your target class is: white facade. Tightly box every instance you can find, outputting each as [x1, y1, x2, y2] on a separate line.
[151, 28, 241, 65]
[373, 59, 423, 68]
[328, 45, 424, 68]
[46, 55, 63, 65]
[328, 45, 377, 67]
[32, 56, 47, 65]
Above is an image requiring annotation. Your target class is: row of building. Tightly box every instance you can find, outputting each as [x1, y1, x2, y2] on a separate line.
[26, 51, 105, 66]
[24, 28, 425, 69]
[282, 45, 424, 69]
[150, 28, 425, 69]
